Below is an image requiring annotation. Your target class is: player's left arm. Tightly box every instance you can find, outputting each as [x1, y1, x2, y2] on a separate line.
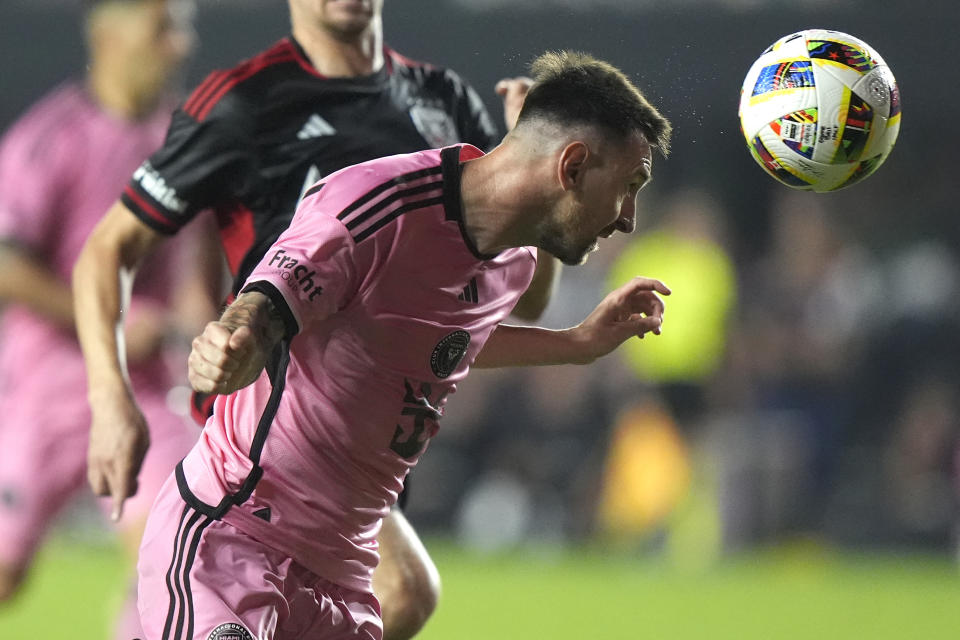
[474, 276, 670, 368]
[187, 290, 286, 395]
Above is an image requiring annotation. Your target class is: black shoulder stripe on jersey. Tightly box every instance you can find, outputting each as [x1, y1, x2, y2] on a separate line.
[353, 195, 445, 243]
[336, 165, 442, 223]
[344, 179, 443, 232]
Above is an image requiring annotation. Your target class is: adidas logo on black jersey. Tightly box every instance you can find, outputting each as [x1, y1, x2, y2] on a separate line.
[297, 114, 336, 140]
[457, 278, 479, 304]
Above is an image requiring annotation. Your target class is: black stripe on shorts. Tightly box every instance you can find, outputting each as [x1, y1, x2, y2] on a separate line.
[161, 504, 213, 640]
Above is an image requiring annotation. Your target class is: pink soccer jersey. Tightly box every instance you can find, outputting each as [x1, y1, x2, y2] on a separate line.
[177, 145, 537, 592]
[0, 82, 183, 398]
[0, 82, 198, 565]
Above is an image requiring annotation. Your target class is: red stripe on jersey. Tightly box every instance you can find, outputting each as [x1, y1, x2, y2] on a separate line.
[185, 41, 298, 121]
[217, 202, 256, 276]
[189, 48, 294, 118]
[195, 51, 297, 121]
[183, 70, 230, 118]
[123, 186, 178, 232]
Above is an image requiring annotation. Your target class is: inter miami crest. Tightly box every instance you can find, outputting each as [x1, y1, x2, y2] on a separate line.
[208, 622, 254, 640]
[430, 330, 471, 379]
[409, 104, 459, 148]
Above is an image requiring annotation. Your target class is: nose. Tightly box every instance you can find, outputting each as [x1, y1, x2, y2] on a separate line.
[615, 196, 637, 234]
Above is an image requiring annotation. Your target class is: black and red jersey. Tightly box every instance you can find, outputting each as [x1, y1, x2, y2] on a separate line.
[122, 37, 499, 291]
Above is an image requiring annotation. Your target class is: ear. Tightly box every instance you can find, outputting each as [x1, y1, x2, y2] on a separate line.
[557, 141, 589, 192]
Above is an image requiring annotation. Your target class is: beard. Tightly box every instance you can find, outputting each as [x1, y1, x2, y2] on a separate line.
[535, 216, 597, 266]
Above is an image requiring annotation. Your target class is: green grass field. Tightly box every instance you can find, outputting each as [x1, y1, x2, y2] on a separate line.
[2, 537, 957, 639]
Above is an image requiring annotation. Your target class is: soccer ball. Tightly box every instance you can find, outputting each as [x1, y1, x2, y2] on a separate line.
[738, 29, 901, 192]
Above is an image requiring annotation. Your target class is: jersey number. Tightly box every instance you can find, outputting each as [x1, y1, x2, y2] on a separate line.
[390, 379, 445, 459]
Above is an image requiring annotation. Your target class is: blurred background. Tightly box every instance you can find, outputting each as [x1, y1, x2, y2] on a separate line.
[1, 0, 958, 638]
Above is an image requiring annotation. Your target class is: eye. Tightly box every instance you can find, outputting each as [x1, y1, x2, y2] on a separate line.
[630, 176, 651, 193]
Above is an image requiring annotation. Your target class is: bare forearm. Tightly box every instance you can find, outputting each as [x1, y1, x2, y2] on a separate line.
[476, 277, 671, 369]
[72, 201, 163, 400]
[76, 204, 167, 519]
[73, 231, 133, 398]
[473, 324, 592, 368]
[0, 244, 74, 327]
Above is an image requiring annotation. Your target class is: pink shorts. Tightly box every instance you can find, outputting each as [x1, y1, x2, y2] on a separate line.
[138, 475, 383, 640]
[0, 386, 197, 568]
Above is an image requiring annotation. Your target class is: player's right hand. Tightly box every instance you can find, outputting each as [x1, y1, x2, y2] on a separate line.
[188, 321, 264, 395]
[87, 393, 150, 522]
[571, 276, 671, 362]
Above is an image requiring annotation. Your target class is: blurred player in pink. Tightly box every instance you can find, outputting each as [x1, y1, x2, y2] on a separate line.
[139, 51, 673, 640]
[0, 1, 212, 638]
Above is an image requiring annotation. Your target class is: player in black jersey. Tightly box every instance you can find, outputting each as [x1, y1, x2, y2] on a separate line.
[73, 1, 557, 638]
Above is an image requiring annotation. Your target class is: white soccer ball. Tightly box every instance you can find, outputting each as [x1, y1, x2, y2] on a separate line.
[738, 29, 901, 192]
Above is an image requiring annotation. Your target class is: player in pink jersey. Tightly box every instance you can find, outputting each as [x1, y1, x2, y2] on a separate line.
[0, 1, 210, 639]
[137, 51, 673, 640]
[73, 1, 556, 638]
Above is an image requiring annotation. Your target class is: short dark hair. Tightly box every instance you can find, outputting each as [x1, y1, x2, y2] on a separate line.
[517, 51, 672, 156]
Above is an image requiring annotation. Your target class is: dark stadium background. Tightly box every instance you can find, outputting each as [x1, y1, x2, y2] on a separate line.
[1, 1, 957, 638]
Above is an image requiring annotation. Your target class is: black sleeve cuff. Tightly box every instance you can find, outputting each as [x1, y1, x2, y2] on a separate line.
[241, 280, 300, 339]
[120, 188, 180, 235]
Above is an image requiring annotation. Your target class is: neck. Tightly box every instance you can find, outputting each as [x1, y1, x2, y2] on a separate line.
[459, 145, 547, 255]
[292, 16, 384, 77]
[87, 60, 155, 120]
